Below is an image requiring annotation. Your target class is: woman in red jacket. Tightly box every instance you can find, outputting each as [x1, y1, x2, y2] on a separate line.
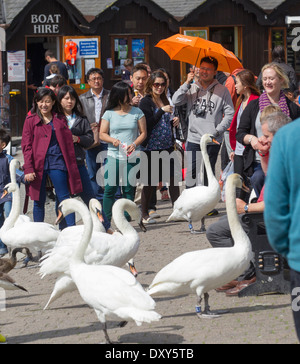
[229, 69, 260, 200]
[22, 87, 82, 227]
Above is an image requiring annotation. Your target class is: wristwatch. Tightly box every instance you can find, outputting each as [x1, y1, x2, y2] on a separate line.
[244, 204, 249, 213]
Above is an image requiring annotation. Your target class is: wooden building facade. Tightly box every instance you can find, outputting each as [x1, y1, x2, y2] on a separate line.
[2, 0, 300, 135]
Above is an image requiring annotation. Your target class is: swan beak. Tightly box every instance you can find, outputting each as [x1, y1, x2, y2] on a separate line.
[139, 220, 147, 233]
[55, 207, 64, 225]
[212, 138, 220, 145]
[128, 262, 138, 277]
[1, 188, 8, 199]
[96, 208, 104, 223]
[241, 182, 250, 193]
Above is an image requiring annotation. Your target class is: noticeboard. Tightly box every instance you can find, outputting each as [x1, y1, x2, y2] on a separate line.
[62, 36, 101, 94]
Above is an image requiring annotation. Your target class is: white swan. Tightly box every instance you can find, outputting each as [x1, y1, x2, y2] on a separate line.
[148, 173, 253, 317]
[58, 198, 161, 344]
[166, 134, 220, 233]
[0, 183, 59, 255]
[40, 198, 145, 309]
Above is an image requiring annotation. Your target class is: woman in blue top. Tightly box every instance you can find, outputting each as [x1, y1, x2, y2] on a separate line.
[100, 81, 147, 223]
[139, 71, 180, 223]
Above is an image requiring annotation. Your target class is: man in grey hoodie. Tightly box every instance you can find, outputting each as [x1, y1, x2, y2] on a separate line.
[172, 56, 234, 191]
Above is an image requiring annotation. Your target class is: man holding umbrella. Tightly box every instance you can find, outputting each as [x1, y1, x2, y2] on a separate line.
[172, 56, 234, 203]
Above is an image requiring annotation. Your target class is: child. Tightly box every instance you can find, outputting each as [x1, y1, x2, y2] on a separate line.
[0, 129, 25, 257]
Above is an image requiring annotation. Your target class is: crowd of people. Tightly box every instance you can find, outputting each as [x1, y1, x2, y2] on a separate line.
[1, 45, 300, 342]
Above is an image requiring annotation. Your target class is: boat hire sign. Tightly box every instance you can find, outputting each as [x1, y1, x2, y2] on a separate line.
[31, 14, 62, 34]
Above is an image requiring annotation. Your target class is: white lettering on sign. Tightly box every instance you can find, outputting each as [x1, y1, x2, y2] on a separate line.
[31, 14, 61, 34]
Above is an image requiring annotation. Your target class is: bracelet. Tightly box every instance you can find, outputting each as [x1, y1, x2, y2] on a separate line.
[132, 142, 137, 149]
[248, 135, 254, 145]
[258, 150, 269, 157]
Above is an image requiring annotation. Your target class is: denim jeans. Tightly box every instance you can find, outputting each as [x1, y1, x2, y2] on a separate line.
[85, 144, 108, 202]
[185, 141, 220, 188]
[77, 164, 111, 231]
[250, 162, 265, 198]
[0, 200, 12, 254]
[34, 169, 75, 228]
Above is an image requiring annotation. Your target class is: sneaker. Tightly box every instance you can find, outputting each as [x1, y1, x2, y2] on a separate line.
[207, 209, 219, 216]
[142, 217, 157, 224]
[161, 190, 170, 201]
[148, 209, 160, 219]
[0, 334, 7, 344]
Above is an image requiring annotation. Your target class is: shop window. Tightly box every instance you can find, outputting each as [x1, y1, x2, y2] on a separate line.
[268, 28, 287, 63]
[110, 34, 149, 80]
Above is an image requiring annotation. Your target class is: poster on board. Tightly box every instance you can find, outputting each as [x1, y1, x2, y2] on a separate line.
[7, 51, 26, 82]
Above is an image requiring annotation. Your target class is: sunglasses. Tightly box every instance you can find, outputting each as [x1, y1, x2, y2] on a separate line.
[153, 82, 166, 89]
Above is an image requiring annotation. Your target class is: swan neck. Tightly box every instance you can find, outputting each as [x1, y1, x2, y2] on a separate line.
[112, 202, 135, 235]
[201, 141, 215, 184]
[226, 182, 248, 247]
[71, 204, 93, 264]
[2, 186, 21, 233]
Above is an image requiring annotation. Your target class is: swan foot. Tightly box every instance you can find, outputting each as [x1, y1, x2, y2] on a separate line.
[196, 293, 228, 318]
[118, 321, 128, 328]
[189, 219, 206, 234]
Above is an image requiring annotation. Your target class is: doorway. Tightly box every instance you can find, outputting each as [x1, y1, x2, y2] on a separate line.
[26, 36, 60, 86]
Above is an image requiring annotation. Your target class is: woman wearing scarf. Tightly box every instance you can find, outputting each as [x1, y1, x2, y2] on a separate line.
[236, 63, 300, 198]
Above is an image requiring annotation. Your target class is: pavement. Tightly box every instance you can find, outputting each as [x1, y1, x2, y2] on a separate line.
[0, 144, 299, 344]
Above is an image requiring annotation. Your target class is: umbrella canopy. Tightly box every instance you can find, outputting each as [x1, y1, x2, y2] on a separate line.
[155, 34, 243, 74]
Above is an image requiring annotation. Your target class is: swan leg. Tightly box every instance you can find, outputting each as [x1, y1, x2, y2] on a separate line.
[189, 218, 206, 234]
[103, 323, 112, 344]
[199, 217, 206, 233]
[19, 250, 42, 268]
[102, 323, 119, 344]
[196, 293, 226, 319]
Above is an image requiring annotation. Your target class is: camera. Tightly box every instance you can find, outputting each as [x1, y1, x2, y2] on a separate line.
[192, 102, 206, 117]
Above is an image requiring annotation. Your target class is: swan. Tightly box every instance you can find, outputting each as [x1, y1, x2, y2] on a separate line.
[0, 183, 59, 257]
[58, 198, 161, 344]
[147, 173, 253, 317]
[40, 198, 146, 309]
[166, 134, 220, 234]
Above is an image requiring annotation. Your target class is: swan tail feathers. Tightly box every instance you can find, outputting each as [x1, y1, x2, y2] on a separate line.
[115, 307, 161, 326]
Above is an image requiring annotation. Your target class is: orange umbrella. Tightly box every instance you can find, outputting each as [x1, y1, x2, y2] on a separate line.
[155, 34, 242, 73]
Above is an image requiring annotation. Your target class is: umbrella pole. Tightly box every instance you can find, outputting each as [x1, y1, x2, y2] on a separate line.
[194, 50, 201, 68]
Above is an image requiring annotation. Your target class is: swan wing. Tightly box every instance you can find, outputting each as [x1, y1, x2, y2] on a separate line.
[72, 264, 156, 313]
[2, 222, 59, 251]
[150, 248, 241, 288]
